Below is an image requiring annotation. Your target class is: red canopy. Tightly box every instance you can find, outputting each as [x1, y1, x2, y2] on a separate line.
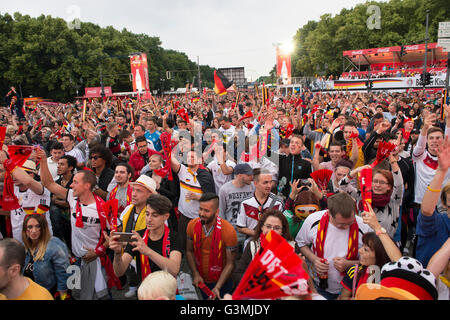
[343, 43, 447, 66]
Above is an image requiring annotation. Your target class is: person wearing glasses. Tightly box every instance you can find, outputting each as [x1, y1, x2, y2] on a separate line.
[88, 143, 115, 201]
[347, 151, 404, 239]
[232, 209, 293, 286]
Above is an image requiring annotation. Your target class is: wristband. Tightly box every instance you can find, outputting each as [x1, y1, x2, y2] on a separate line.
[426, 186, 441, 193]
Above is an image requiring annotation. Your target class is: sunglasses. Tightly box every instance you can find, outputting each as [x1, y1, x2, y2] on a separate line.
[90, 156, 101, 160]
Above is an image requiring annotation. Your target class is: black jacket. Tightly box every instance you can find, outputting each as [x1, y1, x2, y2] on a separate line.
[278, 154, 312, 199]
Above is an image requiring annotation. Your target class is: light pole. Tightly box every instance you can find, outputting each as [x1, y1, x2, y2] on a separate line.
[422, 10, 430, 93]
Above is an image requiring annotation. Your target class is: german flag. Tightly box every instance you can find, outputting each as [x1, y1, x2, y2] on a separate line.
[214, 70, 233, 95]
[262, 84, 269, 106]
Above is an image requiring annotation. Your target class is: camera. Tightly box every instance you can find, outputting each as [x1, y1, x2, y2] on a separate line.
[300, 179, 311, 187]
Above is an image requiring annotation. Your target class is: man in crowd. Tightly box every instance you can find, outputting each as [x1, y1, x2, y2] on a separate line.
[186, 193, 237, 299]
[35, 147, 121, 300]
[40, 142, 65, 180]
[0, 239, 53, 300]
[171, 149, 216, 254]
[61, 133, 85, 168]
[296, 192, 372, 300]
[89, 144, 115, 201]
[236, 168, 284, 249]
[50, 155, 77, 252]
[129, 135, 160, 180]
[278, 134, 313, 199]
[218, 163, 255, 251]
[0, 157, 53, 243]
[144, 117, 162, 152]
[116, 174, 157, 298]
[108, 194, 181, 293]
[107, 163, 134, 216]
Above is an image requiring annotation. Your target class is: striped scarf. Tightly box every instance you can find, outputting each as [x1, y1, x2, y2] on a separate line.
[314, 211, 359, 275]
[140, 225, 170, 280]
[193, 217, 224, 282]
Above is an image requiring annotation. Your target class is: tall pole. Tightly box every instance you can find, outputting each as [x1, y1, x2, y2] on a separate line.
[197, 56, 202, 94]
[423, 10, 430, 93]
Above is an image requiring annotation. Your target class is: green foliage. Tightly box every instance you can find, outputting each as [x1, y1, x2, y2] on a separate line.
[291, 0, 450, 77]
[0, 12, 215, 101]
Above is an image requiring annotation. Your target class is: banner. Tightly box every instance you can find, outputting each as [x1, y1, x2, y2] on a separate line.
[84, 87, 113, 98]
[130, 53, 150, 93]
[276, 47, 292, 85]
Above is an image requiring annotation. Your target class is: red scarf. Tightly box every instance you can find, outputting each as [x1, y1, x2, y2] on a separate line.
[108, 184, 132, 213]
[140, 225, 171, 280]
[2, 145, 33, 210]
[75, 194, 122, 289]
[314, 211, 359, 275]
[193, 217, 224, 282]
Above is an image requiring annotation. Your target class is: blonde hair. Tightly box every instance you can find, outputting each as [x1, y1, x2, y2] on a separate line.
[22, 214, 51, 261]
[137, 270, 177, 300]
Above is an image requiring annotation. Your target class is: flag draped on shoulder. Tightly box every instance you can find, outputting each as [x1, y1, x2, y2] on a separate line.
[214, 70, 233, 96]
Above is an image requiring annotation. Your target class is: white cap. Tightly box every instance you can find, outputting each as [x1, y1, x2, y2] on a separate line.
[131, 175, 157, 193]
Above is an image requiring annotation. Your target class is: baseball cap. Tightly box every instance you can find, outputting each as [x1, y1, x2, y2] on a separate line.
[234, 163, 253, 175]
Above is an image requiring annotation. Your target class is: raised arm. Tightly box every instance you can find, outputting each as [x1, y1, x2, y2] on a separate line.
[421, 135, 449, 216]
[427, 238, 450, 279]
[0, 149, 44, 195]
[362, 202, 402, 262]
[35, 147, 68, 200]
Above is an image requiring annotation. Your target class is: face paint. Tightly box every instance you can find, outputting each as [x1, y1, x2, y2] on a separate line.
[294, 204, 320, 220]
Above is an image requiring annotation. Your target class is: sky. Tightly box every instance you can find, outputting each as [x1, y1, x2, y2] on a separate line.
[2, 0, 370, 81]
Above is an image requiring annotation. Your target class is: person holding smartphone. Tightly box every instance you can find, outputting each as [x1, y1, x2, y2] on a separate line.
[106, 194, 182, 287]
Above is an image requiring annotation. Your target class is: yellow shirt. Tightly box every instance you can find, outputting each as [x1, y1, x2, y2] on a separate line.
[10, 277, 54, 300]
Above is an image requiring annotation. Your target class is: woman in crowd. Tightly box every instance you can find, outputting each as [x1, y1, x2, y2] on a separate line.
[22, 214, 71, 299]
[347, 151, 404, 238]
[338, 202, 402, 299]
[232, 209, 294, 286]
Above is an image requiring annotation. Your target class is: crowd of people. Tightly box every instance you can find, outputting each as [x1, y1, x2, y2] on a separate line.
[0, 86, 448, 301]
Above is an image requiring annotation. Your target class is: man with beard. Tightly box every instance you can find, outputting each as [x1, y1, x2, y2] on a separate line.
[0, 239, 53, 300]
[116, 174, 156, 298]
[186, 193, 237, 299]
[107, 163, 133, 216]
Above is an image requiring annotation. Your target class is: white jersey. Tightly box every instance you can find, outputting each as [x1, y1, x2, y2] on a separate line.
[66, 189, 102, 258]
[207, 159, 236, 194]
[11, 186, 52, 243]
[295, 210, 372, 295]
[412, 133, 450, 205]
[236, 193, 284, 232]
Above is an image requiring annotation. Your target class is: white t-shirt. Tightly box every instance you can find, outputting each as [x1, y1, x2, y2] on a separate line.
[41, 156, 59, 181]
[295, 210, 373, 295]
[177, 164, 203, 219]
[66, 189, 102, 258]
[11, 186, 52, 243]
[207, 159, 236, 194]
[65, 147, 85, 164]
[219, 125, 236, 144]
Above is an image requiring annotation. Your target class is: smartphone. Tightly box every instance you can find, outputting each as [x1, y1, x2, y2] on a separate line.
[113, 232, 135, 243]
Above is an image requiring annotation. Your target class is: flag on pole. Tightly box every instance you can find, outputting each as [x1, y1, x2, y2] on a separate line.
[129, 103, 135, 129]
[214, 70, 233, 95]
[262, 84, 269, 106]
[82, 99, 87, 122]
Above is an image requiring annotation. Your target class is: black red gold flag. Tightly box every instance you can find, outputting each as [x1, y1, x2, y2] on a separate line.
[214, 70, 233, 95]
